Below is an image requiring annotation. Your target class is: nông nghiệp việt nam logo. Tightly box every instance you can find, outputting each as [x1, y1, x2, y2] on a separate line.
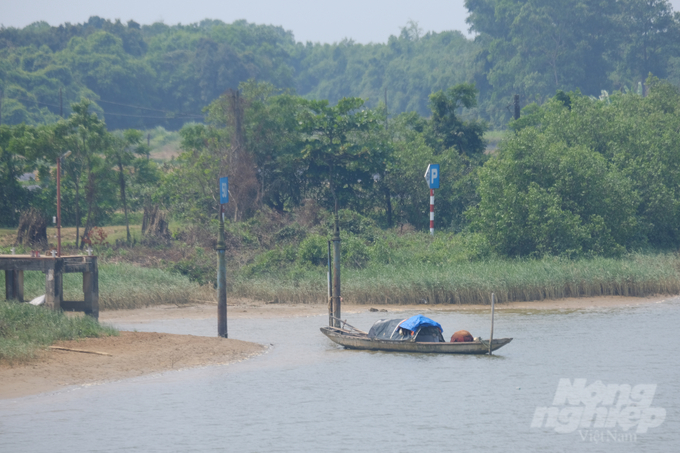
[531, 379, 666, 437]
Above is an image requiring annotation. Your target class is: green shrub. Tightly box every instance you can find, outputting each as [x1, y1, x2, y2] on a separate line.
[243, 246, 297, 276]
[297, 235, 328, 266]
[341, 234, 370, 268]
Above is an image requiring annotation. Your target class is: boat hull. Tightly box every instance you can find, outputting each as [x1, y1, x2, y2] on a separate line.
[321, 327, 512, 354]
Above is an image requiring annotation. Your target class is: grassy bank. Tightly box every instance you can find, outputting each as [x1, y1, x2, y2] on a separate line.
[0, 263, 204, 310]
[3, 226, 680, 307]
[0, 301, 118, 363]
[232, 253, 680, 304]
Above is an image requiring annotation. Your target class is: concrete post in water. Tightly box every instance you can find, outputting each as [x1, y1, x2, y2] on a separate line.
[216, 207, 228, 338]
[332, 211, 341, 328]
[489, 292, 495, 355]
[328, 240, 333, 327]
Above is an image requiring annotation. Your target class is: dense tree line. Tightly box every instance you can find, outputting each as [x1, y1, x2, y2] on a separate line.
[0, 99, 159, 244]
[0, 81, 487, 238]
[5, 77, 680, 258]
[4, 3, 680, 260]
[2, 1, 679, 130]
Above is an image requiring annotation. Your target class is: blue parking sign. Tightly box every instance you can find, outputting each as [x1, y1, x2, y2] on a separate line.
[219, 177, 229, 204]
[424, 164, 440, 189]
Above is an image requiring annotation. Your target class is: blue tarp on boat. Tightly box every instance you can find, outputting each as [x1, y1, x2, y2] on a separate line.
[367, 315, 445, 342]
[399, 315, 442, 333]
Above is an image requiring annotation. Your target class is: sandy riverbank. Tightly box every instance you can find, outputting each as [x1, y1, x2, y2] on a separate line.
[0, 332, 264, 400]
[99, 294, 677, 324]
[1, 294, 676, 400]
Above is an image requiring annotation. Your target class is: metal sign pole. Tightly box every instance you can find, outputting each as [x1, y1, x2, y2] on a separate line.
[424, 164, 439, 236]
[430, 188, 434, 235]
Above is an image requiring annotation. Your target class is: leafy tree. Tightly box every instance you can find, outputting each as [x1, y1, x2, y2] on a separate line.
[470, 127, 638, 257]
[471, 82, 680, 256]
[298, 97, 387, 215]
[465, 0, 619, 107]
[158, 123, 225, 224]
[0, 125, 36, 226]
[616, 0, 680, 89]
[108, 129, 145, 241]
[59, 99, 113, 246]
[427, 83, 487, 156]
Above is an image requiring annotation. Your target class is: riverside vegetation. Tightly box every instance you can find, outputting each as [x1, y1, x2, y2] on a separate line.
[5, 81, 680, 306]
[4, 16, 680, 310]
[0, 300, 117, 362]
[3, 211, 680, 308]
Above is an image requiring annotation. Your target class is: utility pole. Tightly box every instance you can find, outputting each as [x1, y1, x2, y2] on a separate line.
[513, 94, 520, 120]
[59, 88, 63, 117]
[0, 89, 3, 125]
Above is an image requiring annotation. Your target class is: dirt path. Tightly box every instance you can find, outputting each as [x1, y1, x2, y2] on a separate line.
[1, 294, 674, 400]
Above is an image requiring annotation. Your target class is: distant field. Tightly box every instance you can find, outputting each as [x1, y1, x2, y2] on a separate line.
[484, 130, 508, 152]
[0, 225, 143, 248]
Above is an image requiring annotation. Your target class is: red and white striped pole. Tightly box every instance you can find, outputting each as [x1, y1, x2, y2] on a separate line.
[429, 188, 434, 235]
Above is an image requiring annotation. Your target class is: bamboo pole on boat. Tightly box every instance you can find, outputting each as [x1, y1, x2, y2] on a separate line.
[489, 292, 495, 355]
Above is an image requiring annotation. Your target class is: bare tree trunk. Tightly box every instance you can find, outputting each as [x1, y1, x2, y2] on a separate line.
[81, 172, 95, 249]
[384, 185, 393, 228]
[74, 178, 80, 249]
[117, 158, 131, 242]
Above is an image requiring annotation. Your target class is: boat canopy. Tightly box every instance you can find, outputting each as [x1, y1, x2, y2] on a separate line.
[367, 315, 444, 342]
[368, 318, 411, 341]
[399, 314, 442, 333]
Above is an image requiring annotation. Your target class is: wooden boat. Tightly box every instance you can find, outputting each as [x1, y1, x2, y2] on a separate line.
[320, 316, 512, 355]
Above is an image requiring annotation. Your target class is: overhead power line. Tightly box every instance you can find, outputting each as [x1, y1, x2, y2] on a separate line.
[7, 95, 204, 120]
[95, 98, 204, 118]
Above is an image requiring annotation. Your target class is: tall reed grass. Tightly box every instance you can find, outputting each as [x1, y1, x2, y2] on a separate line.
[0, 263, 202, 310]
[232, 254, 680, 304]
[3, 254, 679, 308]
[0, 301, 118, 362]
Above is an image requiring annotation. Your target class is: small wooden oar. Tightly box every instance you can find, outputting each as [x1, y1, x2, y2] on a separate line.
[49, 346, 112, 356]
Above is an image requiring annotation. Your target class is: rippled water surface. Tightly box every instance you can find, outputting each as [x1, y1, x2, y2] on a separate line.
[2, 301, 679, 452]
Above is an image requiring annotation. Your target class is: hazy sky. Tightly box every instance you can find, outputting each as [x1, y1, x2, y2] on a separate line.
[2, 1, 680, 45]
[0, 0, 472, 43]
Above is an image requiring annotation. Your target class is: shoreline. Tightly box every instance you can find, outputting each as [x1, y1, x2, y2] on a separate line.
[99, 294, 678, 323]
[1, 294, 676, 400]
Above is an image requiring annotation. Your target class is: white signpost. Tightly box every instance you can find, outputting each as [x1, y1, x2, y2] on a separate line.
[424, 164, 440, 235]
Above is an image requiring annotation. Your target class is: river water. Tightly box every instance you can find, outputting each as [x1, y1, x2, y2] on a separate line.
[1, 300, 679, 452]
